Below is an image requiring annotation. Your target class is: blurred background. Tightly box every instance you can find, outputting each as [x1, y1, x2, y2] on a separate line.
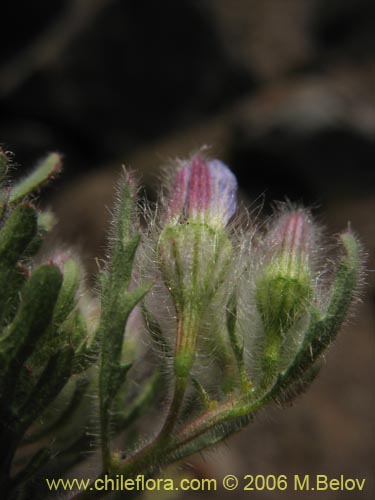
[0, 0, 374, 498]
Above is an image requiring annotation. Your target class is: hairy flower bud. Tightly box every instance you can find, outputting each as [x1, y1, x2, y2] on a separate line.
[257, 211, 313, 333]
[158, 155, 237, 378]
[256, 210, 314, 385]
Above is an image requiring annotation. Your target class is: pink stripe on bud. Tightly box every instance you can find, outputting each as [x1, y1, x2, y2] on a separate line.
[168, 155, 237, 228]
[270, 210, 312, 275]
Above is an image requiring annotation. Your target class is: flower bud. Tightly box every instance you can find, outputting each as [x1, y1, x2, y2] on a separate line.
[255, 210, 314, 386]
[158, 155, 237, 378]
[256, 210, 313, 335]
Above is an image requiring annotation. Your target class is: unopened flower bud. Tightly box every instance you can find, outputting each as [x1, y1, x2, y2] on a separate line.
[255, 210, 314, 386]
[256, 210, 313, 335]
[159, 155, 237, 378]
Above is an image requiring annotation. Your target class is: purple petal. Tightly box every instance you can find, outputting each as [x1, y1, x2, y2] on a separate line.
[188, 156, 211, 219]
[168, 155, 238, 227]
[207, 159, 237, 226]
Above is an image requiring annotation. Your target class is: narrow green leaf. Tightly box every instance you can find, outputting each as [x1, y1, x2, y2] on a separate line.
[161, 414, 253, 469]
[112, 372, 161, 432]
[0, 203, 37, 265]
[22, 377, 90, 444]
[22, 211, 57, 260]
[99, 173, 153, 469]
[0, 264, 28, 327]
[10, 448, 51, 490]
[53, 259, 80, 324]
[0, 265, 63, 406]
[31, 259, 81, 367]
[0, 204, 37, 324]
[16, 346, 74, 435]
[9, 153, 62, 204]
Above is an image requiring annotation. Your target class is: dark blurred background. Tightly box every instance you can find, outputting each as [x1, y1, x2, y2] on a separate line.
[1, 1, 374, 498]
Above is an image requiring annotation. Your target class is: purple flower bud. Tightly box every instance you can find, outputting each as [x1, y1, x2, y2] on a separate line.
[168, 155, 237, 228]
[158, 155, 238, 379]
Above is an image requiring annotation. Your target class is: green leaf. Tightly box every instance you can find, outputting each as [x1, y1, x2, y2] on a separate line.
[10, 448, 51, 490]
[0, 203, 37, 266]
[112, 372, 161, 433]
[22, 377, 90, 444]
[0, 203, 37, 324]
[0, 264, 28, 327]
[98, 173, 152, 470]
[9, 153, 62, 204]
[31, 258, 81, 367]
[0, 265, 63, 408]
[16, 345, 74, 435]
[22, 211, 57, 260]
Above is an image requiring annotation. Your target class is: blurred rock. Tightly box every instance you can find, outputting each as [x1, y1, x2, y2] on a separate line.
[0, 0, 252, 171]
[208, 0, 317, 80]
[229, 65, 375, 203]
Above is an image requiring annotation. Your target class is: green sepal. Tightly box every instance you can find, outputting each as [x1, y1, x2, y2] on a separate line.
[9, 153, 62, 205]
[256, 266, 312, 335]
[256, 264, 312, 390]
[226, 293, 250, 392]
